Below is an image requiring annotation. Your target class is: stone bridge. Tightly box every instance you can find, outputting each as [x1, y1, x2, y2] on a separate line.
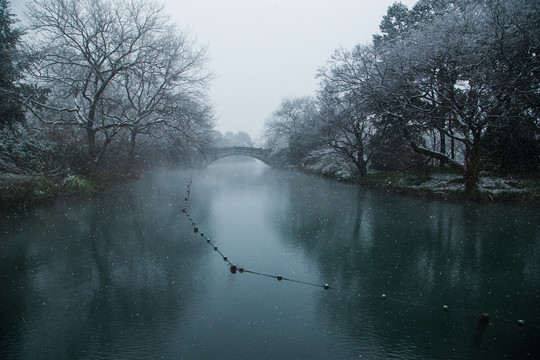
[202, 147, 273, 166]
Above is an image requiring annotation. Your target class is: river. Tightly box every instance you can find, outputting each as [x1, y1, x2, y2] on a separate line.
[1, 158, 539, 359]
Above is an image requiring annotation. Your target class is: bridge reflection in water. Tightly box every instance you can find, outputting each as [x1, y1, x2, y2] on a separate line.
[203, 147, 273, 166]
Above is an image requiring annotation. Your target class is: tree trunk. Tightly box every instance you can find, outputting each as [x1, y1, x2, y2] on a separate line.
[439, 129, 446, 168]
[410, 141, 464, 173]
[463, 167, 478, 193]
[356, 160, 368, 177]
[410, 141, 483, 193]
[463, 142, 480, 193]
[89, 133, 115, 177]
[353, 146, 368, 177]
[128, 130, 137, 164]
[85, 127, 98, 175]
[87, 128, 97, 157]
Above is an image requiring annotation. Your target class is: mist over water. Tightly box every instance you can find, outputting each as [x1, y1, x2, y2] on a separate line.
[1, 158, 539, 359]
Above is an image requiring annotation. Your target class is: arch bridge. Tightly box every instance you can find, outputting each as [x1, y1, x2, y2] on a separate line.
[202, 147, 273, 166]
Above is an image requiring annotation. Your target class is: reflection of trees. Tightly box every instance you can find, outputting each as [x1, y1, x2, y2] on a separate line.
[0, 170, 207, 358]
[81, 171, 207, 357]
[272, 179, 540, 358]
[0, 222, 29, 357]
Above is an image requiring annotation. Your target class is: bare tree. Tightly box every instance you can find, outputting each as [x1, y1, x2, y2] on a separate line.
[157, 94, 215, 164]
[114, 27, 211, 163]
[317, 45, 388, 177]
[317, 86, 375, 177]
[23, 0, 172, 174]
[263, 96, 321, 165]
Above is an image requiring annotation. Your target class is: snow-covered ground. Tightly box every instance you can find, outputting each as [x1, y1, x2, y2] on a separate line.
[379, 171, 539, 201]
[303, 153, 539, 200]
[408, 172, 536, 194]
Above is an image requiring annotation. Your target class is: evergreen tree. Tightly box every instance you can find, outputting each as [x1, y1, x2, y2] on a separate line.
[0, 0, 24, 130]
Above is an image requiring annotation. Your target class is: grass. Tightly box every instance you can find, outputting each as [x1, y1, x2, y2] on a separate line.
[62, 174, 98, 195]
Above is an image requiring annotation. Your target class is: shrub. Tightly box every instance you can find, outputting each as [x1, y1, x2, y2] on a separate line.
[0, 175, 56, 213]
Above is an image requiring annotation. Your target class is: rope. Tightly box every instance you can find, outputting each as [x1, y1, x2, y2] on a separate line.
[242, 269, 331, 289]
[181, 177, 539, 330]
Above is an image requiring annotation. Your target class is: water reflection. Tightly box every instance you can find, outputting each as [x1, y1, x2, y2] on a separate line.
[1, 170, 209, 359]
[1, 162, 539, 359]
[272, 174, 540, 358]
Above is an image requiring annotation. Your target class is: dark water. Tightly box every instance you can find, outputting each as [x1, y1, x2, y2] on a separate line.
[1, 159, 539, 359]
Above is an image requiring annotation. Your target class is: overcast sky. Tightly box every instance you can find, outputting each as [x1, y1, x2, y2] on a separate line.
[12, 0, 418, 142]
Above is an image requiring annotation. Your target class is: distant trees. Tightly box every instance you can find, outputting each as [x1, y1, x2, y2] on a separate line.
[155, 95, 215, 166]
[21, 0, 213, 175]
[263, 0, 539, 193]
[216, 131, 253, 147]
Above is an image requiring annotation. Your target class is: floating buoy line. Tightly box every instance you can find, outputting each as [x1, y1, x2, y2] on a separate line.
[182, 176, 332, 290]
[181, 177, 539, 332]
[378, 294, 539, 331]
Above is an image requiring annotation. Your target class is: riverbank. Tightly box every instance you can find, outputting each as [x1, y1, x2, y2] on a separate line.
[338, 168, 540, 202]
[0, 173, 106, 216]
[2, 164, 539, 217]
[301, 159, 540, 202]
[0, 162, 172, 216]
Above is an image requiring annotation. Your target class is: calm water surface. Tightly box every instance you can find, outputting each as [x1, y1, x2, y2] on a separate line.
[1, 159, 539, 359]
